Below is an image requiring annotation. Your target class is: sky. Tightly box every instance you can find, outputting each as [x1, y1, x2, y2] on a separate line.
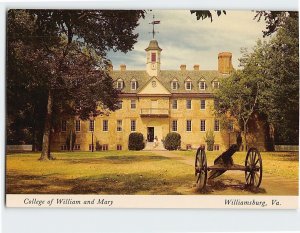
[107, 10, 268, 71]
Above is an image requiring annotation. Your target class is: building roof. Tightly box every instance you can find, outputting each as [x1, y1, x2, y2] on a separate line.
[111, 70, 227, 94]
[145, 40, 162, 52]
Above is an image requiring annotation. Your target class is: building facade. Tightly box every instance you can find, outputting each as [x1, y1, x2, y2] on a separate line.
[51, 39, 266, 152]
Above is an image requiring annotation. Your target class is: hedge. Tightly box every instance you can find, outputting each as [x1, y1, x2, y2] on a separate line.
[164, 132, 181, 150]
[128, 132, 145, 150]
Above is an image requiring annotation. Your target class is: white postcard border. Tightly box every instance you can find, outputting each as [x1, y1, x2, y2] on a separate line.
[6, 194, 299, 209]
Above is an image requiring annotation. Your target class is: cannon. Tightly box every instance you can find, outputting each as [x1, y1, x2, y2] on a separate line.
[194, 145, 263, 190]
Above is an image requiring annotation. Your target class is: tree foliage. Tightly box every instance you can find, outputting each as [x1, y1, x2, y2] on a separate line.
[214, 71, 260, 151]
[128, 132, 145, 151]
[215, 13, 299, 148]
[164, 132, 181, 150]
[190, 10, 226, 22]
[204, 130, 215, 151]
[7, 10, 145, 159]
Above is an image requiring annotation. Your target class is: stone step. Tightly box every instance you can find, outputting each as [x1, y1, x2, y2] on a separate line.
[144, 142, 166, 151]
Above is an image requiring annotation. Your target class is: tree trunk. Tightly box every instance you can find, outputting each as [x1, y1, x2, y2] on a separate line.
[69, 130, 73, 152]
[242, 122, 247, 152]
[267, 123, 275, 151]
[39, 90, 54, 160]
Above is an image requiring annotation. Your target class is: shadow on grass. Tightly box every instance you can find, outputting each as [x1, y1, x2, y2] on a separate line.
[6, 171, 193, 195]
[194, 178, 266, 194]
[64, 155, 170, 165]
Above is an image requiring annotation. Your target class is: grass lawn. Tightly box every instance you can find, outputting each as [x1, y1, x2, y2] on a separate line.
[6, 150, 298, 195]
[6, 151, 194, 195]
[174, 150, 299, 180]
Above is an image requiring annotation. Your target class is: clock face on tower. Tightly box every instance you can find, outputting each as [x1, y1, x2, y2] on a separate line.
[151, 63, 156, 70]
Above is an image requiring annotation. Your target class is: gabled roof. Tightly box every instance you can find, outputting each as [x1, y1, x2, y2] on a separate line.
[110, 70, 227, 94]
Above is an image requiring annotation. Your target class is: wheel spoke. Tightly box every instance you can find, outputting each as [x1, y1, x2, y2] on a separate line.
[196, 174, 201, 183]
[246, 172, 251, 182]
[251, 151, 254, 164]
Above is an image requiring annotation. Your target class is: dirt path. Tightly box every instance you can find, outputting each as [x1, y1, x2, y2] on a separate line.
[152, 150, 299, 195]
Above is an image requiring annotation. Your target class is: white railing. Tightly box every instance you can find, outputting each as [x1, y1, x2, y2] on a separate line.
[140, 108, 169, 116]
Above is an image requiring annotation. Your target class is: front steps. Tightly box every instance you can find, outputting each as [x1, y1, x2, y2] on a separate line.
[143, 142, 166, 151]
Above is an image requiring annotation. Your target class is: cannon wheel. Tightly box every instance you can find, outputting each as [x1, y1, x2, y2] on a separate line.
[245, 147, 263, 188]
[195, 147, 207, 190]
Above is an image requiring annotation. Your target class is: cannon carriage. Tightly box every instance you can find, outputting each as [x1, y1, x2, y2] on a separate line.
[194, 144, 263, 190]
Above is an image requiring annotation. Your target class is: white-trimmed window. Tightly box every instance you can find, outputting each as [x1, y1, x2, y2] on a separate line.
[185, 80, 192, 90]
[131, 120, 136, 132]
[116, 101, 122, 109]
[102, 144, 108, 151]
[172, 120, 178, 132]
[89, 120, 95, 132]
[89, 144, 94, 151]
[213, 81, 220, 89]
[117, 120, 122, 131]
[214, 144, 220, 151]
[186, 120, 192, 132]
[171, 80, 178, 90]
[74, 144, 80, 150]
[117, 144, 122, 150]
[103, 120, 108, 131]
[75, 120, 81, 132]
[200, 99, 206, 110]
[214, 119, 220, 132]
[131, 99, 136, 109]
[172, 99, 178, 109]
[151, 52, 156, 62]
[61, 145, 67, 151]
[186, 99, 192, 109]
[200, 120, 206, 132]
[116, 78, 124, 90]
[131, 79, 137, 90]
[199, 80, 206, 90]
[61, 120, 67, 132]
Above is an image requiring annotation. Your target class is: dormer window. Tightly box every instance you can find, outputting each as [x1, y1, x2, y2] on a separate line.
[199, 79, 206, 90]
[213, 81, 220, 89]
[185, 78, 192, 90]
[116, 79, 124, 90]
[171, 79, 178, 90]
[131, 79, 137, 90]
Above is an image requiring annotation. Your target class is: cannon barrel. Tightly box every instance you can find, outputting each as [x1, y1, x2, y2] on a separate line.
[208, 144, 239, 179]
[214, 144, 239, 164]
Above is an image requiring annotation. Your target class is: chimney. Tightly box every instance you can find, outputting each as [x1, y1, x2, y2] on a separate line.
[218, 52, 233, 74]
[180, 64, 186, 71]
[120, 64, 126, 71]
[108, 63, 113, 72]
[193, 64, 200, 71]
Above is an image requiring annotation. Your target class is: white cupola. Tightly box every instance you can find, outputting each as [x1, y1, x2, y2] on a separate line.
[145, 40, 162, 77]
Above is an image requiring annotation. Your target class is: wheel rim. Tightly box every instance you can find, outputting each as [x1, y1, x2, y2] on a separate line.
[245, 148, 262, 188]
[195, 147, 207, 190]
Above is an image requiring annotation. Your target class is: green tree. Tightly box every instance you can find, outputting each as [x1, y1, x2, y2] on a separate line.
[7, 10, 145, 160]
[204, 130, 215, 151]
[214, 71, 260, 151]
[215, 14, 299, 149]
[239, 15, 299, 145]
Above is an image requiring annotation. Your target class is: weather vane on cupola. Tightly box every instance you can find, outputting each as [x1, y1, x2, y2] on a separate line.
[149, 15, 160, 39]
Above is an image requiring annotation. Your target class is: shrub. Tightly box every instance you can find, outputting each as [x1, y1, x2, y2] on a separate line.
[95, 140, 101, 151]
[164, 132, 181, 150]
[128, 132, 145, 150]
[204, 130, 215, 151]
